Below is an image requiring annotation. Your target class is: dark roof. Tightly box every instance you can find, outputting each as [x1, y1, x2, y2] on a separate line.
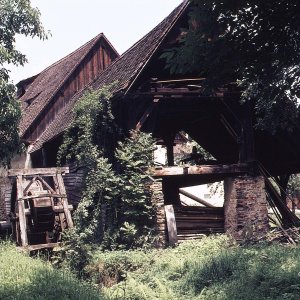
[29, 1, 189, 153]
[19, 33, 119, 137]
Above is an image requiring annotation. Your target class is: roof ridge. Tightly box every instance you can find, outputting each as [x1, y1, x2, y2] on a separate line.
[88, 0, 189, 95]
[36, 33, 103, 76]
[115, 1, 187, 66]
[20, 33, 112, 136]
[125, 1, 189, 93]
[27, 1, 190, 150]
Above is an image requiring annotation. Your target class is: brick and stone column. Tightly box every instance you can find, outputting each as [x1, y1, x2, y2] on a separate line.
[224, 175, 269, 240]
[150, 180, 167, 247]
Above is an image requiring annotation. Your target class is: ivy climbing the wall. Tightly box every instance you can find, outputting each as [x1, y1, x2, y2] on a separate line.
[57, 86, 157, 251]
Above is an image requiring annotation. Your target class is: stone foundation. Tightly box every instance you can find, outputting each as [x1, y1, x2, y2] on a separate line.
[150, 180, 167, 247]
[224, 175, 269, 240]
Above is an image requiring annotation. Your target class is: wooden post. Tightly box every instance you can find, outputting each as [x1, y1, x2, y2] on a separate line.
[239, 102, 255, 163]
[164, 134, 175, 166]
[55, 173, 74, 228]
[41, 147, 47, 167]
[16, 175, 28, 247]
[164, 205, 178, 246]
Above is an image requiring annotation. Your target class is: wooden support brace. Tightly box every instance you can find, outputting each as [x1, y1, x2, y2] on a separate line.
[179, 188, 215, 208]
[56, 173, 74, 228]
[17, 175, 28, 247]
[165, 205, 178, 246]
[36, 176, 56, 194]
[135, 98, 159, 131]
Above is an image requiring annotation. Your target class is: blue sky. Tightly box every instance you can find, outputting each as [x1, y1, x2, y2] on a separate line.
[8, 0, 182, 84]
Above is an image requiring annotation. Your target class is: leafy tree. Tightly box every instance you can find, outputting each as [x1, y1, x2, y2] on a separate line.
[163, 0, 300, 133]
[0, 0, 47, 166]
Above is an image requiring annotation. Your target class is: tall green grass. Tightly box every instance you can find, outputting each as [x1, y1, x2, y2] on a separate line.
[2, 235, 300, 299]
[0, 242, 103, 300]
[89, 235, 300, 300]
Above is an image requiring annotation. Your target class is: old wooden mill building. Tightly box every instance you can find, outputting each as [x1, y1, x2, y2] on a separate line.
[1, 1, 300, 248]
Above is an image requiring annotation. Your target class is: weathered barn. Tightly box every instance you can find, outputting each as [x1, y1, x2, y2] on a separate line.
[0, 33, 119, 233]
[2, 1, 300, 244]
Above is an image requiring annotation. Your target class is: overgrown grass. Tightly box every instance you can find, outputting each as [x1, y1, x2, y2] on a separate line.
[88, 235, 300, 300]
[2, 235, 300, 299]
[0, 241, 103, 300]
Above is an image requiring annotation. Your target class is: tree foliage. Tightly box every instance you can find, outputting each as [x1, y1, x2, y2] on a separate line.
[58, 87, 156, 250]
[0, 0, 47, 166]
[162, 0, 300, 133]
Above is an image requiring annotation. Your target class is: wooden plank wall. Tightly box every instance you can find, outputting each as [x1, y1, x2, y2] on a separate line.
[0, 178, 12, 222]
[63, 163, 85, 206]
[26, 43, 116, 141]
[174, 206, 224, 241]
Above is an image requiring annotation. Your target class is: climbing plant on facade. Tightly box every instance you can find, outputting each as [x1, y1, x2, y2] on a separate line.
[58, 86, 156, 249]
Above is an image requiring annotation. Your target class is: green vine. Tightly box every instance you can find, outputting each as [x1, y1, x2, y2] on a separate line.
[57, 85, 157, 251]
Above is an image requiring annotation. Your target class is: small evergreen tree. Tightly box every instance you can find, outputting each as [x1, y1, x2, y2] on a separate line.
[58, 86, 157, 250]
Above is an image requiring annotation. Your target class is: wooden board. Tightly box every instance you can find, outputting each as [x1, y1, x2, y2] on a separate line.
[164, 205, 178, 246]
[8, 167, 69, 177]
[151, 163, 249, 177]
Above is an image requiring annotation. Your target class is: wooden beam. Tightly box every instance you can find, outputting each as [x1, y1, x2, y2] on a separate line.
[8, 167, 69, 177]
[21, 194, 67, 200]
[135, 99, 159, 131]
[179, 188, 215, 208]
[27, 242, 61, 252]
[151, 163, 249, 177]
[164, 134, 175, 166]
[55, 173, 74, 228]
[24, 205, 73, 215]
[239, 102, 255, 163]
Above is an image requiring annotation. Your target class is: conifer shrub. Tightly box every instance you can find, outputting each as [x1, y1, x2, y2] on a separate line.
[57, 85, 157, 272]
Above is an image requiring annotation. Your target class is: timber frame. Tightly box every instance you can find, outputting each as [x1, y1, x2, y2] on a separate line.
[8, 167, 73, 251]
[4, 1, 299, 245]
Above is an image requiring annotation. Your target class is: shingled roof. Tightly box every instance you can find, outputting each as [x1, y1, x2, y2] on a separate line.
[30, 1, 189, 153]
[19, 33, 119, 137]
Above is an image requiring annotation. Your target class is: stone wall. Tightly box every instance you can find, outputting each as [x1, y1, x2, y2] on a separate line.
[224, 175, 269, 240]
[150, 180, 167, 247]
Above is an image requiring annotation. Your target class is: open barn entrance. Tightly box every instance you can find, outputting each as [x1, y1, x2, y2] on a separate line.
[150, 163, 272, 246]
